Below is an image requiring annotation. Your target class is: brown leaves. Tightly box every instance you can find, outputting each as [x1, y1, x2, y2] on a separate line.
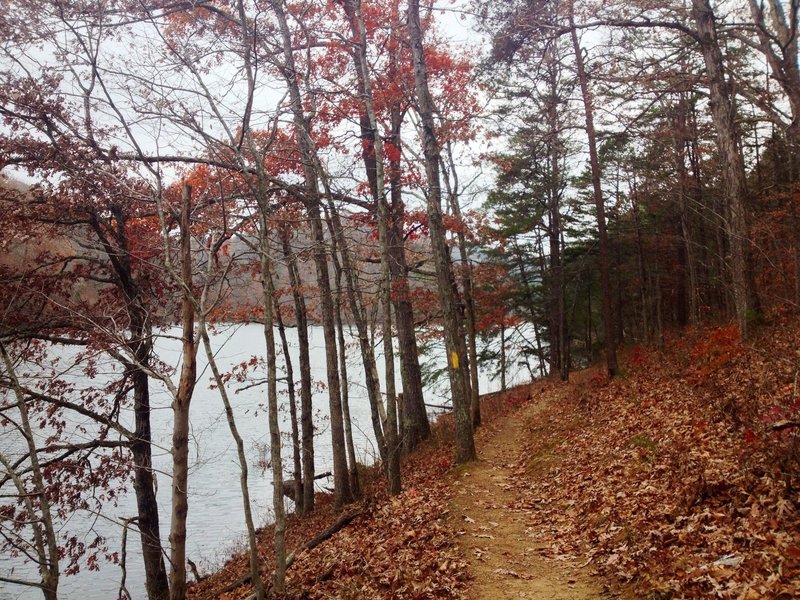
[508, 316, 800, 599]
[189, 429, 470, 599]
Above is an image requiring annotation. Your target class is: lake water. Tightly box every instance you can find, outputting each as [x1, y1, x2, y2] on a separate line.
[0, 324, 530, 599]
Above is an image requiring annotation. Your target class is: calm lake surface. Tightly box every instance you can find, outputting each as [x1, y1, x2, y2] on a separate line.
[0, 324, 524, 599]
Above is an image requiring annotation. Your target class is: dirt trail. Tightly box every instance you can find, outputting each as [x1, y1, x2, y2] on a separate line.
[451, 383, 610, 600]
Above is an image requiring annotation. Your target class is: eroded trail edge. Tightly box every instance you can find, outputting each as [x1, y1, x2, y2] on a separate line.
[451, 383, 607, 600]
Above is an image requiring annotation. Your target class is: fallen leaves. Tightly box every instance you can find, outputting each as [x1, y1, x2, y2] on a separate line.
[189, 419, 473, 599]
[507, 314, 800, 599]
[190, 314, 800, 599]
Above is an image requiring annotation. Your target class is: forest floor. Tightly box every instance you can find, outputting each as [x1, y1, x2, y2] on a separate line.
[189, 311, 800, 599]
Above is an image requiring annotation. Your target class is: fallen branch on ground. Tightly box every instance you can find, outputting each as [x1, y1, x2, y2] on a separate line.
[202, 510, 362, 600]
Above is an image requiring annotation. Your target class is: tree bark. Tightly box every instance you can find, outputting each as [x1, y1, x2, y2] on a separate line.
[274, 292, 303, 510]
[88, 211, 170, 600]
[345, 0, 401, 493]
[408, 0, 476, 464]
[324, 200, 387, 464]
[258, 213, 287, 593]
[279, 233, 315, 514]
[545, 48, 568, 381]
[131, 368, 170, 600]
[326, 215, 361, 497]
[269, 0, 352, 507]
[169, 183, 198, 600]
[691, 0, 761, 338]
[388, 103, 430, 454]
[441, 143, 481, 427]
[747, 0, 800, 305]
[569, 11, 618, 377]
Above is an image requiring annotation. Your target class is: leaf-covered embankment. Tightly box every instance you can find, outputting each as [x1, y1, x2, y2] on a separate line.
[513, 313, 800, 598]
[188, 396, 526, 599]
[191, 312, 799, 599]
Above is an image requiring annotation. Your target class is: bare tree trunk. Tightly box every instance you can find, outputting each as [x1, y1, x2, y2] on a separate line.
[269, 0, 352, 507]
[327, 224, 361, 498]
[199, 317, 266, 600]
[586, 273, 593, 364]
[441, 142, 481, 428]
[337, 0, 405, 483]
[545, 50, 568, 381]
[388, 108, 430, 454]
[308, 207, 352, 507]
[258, 213, 287, 593]
[675, 91, 700, 324]
[279, 233, 315, 514]
[130, 367, 170, 600]
[325, 201, 387, 464]
[408, 0, 476, 464]
[349, 0, 401, 493]
[534, 234, 549, 378]
[88, 213, 170, 600]
[691, 0, 761, 338]
[569, 12, 618, 377]
[630, 190, 650, 340]
[688, 102, 717, 318]
[0, 343, 60, 600]
[169, 183, 198, 600]
[274, 293, 303, 509]
[748, 0, 800, 305]
[499, 324, 507, 390]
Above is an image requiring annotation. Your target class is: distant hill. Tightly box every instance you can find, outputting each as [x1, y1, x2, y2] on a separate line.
[0, 177, 435, 328]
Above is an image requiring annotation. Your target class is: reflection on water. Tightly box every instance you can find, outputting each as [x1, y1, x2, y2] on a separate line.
[1, 323, 521, 599]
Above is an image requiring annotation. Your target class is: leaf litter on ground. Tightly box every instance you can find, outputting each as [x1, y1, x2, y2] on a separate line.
[190, 311, 800, 599]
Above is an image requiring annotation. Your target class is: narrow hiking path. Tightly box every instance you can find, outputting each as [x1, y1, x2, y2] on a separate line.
[451, 381, 621, 599]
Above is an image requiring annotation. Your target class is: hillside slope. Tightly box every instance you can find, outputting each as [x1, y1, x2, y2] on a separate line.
[190, 314, 800, 599]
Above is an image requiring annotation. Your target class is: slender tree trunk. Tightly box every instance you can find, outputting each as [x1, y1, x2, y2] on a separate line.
[499, 324, 507, 390]
[534, 235, 549, 378]
[546, 51, 567, 381]
[274, 293, 303, 509]
[88, 214, 170, 600]
[0, 343, 60, 600]
[131, 367, 170, 600]
[691, 0, 761, 338]
[348, 0, 400, 493]
[124, 300, 169, 600]
[513, 240, 542, 330]
[408, 0, 476, 463]
[199, 317, 265, 600]
[257, 213, 287, 593]
[688, 102, 715, 318]
[388, 109, 429, 454]
[270, 0, 352, 506]
[307, 205, 352, 507]
[279, 233, 315, 514]
[339, 0, 416, 473]
[327, 226, 361, 498]
[335, 304, 361, 497]
[169, 183, 198, 600]
[586, 275, 593, 364]
[441, 145, 481, 428]
[748, 0, 800, 304]
[569, 11, 617, 377]
[630, 191, 650, 340]
[655, 235, 665, 348]
[675, 92, 700, 324]
[325, 201, 387, 464]
[792, 175, 800, 306]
